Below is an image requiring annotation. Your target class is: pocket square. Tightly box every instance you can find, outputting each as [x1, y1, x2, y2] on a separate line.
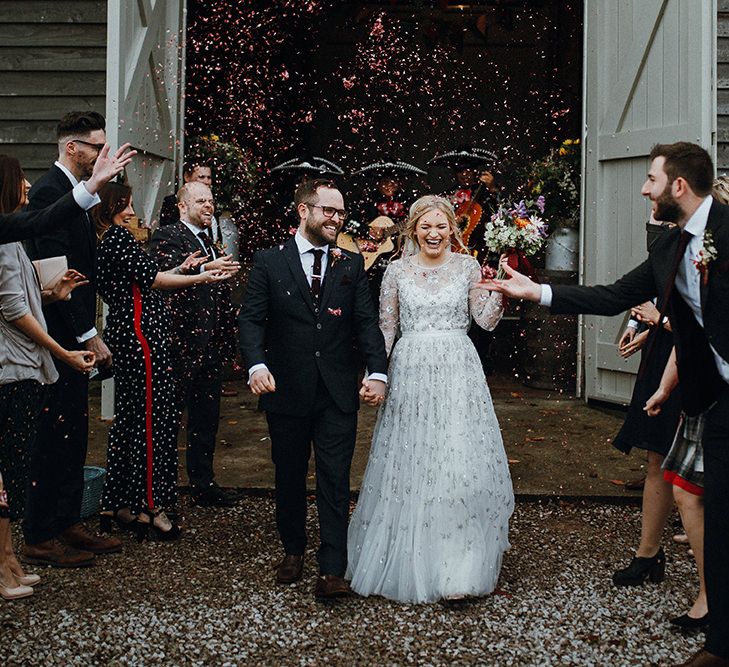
[327, 307, 342, 317]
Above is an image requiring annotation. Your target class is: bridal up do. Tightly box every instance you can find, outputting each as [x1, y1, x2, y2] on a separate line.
[404, 194, 467, 252]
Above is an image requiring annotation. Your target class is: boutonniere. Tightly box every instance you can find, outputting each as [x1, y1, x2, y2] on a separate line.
[327, 307, 342, 317]
[329, 247, 350, 269]
[692, 230, 719, 285]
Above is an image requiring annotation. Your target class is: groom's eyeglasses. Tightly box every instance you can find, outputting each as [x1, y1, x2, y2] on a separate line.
[70, 138, 105, 154]
[305, 203, 348, 221]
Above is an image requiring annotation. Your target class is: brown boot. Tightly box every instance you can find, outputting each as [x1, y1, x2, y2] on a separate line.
[275, 554, 304, 584]
[61, 523, 122, 555]
[23, 538, 95, 568]
[314, 574, 350, 599]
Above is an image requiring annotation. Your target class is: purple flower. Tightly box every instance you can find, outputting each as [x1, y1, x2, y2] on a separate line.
[536, 195, 545, 213]
[516, 200, 528, 218]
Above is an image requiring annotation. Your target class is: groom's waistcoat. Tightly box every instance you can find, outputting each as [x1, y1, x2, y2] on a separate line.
[238, 237, 387, 416]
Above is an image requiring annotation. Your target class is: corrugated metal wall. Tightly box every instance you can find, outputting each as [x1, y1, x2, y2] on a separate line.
[0, 0, 107, 183]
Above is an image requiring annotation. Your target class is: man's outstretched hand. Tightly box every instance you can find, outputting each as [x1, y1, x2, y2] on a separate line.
[86, 143, 137, 194]
[480, 258, 542, 302]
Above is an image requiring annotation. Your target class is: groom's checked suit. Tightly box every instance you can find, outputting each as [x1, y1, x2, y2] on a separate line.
[238, 233, 388, 578]
[546, 197, 729, 659]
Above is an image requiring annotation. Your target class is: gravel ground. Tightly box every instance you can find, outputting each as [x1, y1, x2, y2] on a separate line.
[0, 497, 703, 667]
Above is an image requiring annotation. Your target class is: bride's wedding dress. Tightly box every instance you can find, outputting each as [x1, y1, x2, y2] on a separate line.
[347, 253, 514, 603]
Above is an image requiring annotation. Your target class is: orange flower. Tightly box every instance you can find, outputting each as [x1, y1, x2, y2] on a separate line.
[514, 217, 530, 229]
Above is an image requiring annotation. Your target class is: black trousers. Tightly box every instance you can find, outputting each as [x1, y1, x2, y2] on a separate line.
[23, 366, 88, 544]
[173, 345, 223, 491]
[703, 382, 729, 659]
[266, 378, 357, 577]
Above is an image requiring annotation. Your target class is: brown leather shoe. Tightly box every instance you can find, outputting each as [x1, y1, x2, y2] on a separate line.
[673, 650, 729, 667]
[23, 538, 95, 568]
[275, 554, 304, 584]
[314, 574, 351, 599]
[61, 522, 122, 555]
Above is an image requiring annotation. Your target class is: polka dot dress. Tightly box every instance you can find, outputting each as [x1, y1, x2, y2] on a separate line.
[96, 225, 179, 513]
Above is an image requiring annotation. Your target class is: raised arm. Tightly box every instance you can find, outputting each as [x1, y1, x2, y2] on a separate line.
[467, 258, 503, 331]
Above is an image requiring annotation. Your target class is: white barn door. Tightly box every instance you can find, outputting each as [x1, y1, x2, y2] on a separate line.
[102, 0, 186, 417]
[581, 0, 714, 404]
[106, 0, 186, 226]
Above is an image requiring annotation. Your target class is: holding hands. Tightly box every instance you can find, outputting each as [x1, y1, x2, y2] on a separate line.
[360, 378, 386, 407]
[250, 368, 276, 395]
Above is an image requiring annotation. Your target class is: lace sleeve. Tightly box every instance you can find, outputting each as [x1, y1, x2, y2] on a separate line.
[467, 257, 503, 331]
[379, 261, 400, 356]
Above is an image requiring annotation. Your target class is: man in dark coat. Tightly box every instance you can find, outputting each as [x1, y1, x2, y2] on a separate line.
[23, 112, 125, 566]
[150, 182, 240, 507]
[485, 142, 729, 667]
[238, 179, 388, 599]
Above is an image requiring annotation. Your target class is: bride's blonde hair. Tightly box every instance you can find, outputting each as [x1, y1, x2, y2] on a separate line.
[403, 195, 468, 253]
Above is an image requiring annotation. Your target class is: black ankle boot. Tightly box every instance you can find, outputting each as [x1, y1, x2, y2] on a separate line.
[612, 547, 666, 586]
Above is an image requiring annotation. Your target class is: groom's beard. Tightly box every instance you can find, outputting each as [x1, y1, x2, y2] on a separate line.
[653, 186, 682, 223]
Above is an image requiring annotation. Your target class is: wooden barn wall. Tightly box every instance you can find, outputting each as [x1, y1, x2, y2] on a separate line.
[0, 0, 107, 183]
[719, 1, 729, 171]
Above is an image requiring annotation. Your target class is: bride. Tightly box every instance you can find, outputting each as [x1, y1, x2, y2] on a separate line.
[347, 195, 514, 603]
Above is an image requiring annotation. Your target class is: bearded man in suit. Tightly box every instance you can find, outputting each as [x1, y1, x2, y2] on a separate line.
[238, 179, 388, 599]
[150, 181, 241, 508]
[484, 142, 729, 667]
[23, 111, 121, 567]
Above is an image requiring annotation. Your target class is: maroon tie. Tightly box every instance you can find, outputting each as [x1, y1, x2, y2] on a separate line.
[310, 248, 324, 299]
[640, 230, 692, 375]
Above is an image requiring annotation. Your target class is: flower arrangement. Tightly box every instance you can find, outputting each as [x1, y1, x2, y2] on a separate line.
[527, 138, 581, 229]
[185, 135, 258, 220]
[483, 198, 548, 279]
[483, 198, 548, 256]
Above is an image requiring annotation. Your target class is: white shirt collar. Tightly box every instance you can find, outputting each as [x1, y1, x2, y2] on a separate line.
[684, 195, 713, 237]
[181, 219, 208, 239]
[54, 161, 79, 187]
[294, 230, 328, 255]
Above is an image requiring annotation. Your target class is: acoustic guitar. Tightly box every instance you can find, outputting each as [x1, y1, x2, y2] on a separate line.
[337, 215, 400, 271]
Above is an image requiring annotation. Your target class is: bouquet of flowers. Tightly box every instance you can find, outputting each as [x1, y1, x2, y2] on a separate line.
[527, 138, 580, 229]
[483, 197, 548, 278]
[185, 135, 258, 220]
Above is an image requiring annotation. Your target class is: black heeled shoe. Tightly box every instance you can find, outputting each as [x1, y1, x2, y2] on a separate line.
[670, 612, 709, 631]
[99, 510, 144, 539]
[138, 509, 182, 542]
[612, 547, 666, 586]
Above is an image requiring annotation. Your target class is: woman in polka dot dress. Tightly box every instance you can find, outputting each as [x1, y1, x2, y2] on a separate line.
[92, 183, 233, 540]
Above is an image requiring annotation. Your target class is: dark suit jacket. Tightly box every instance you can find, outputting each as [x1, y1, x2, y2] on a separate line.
[238, 237, 388, 416]
[0, 192, 85, 245]
[550, 199, 729, 416]
[149, 221, 236, 360]
[25, 165, 98, 349]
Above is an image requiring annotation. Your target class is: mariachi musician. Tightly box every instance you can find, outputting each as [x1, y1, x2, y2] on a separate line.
[428, 145, 500, 259]
[429, 146, 501, 375]
[339, 159, 426, 305]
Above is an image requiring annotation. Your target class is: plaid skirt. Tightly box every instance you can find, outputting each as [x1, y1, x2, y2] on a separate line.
[662, 412, 707, 496]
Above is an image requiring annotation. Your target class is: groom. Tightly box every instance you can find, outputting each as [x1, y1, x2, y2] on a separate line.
[485, 142, 729, 667]
[238, 179, 388, 599]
